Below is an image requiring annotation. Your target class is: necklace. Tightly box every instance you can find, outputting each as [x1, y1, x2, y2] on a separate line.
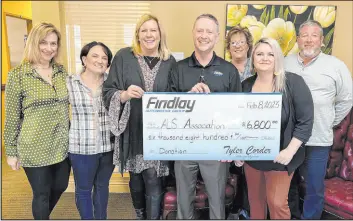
[33, 65, 52, 79]
[34, 64, 51, 70]
[144, 56, 157, 64]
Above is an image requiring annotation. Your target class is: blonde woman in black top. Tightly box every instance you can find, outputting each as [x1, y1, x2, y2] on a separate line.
[103, 14, 176, 219]
[236, 37, 314, 220]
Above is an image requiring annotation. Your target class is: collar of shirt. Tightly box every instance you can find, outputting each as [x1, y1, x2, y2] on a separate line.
[296, 51, 321, 67]
[189, 51, 220, 68]
[72, 72, 108, 96]
[242, 58, 251, 73]
[246, 57, 251, 66]
[22, 61, 64, 77]
[72, 72, 108, 83]
[239, 58, 253, 82]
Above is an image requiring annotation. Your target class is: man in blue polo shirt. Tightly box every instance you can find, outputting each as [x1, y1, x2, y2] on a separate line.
[168, 13, 241, 219]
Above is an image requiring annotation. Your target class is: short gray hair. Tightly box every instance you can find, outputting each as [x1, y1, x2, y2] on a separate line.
[193, 13, 219, 33]
[299, 20, 323, 36]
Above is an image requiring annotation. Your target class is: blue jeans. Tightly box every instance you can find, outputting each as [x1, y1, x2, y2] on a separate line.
[69, 151, 115, 219]
[301, 146, 331, 219]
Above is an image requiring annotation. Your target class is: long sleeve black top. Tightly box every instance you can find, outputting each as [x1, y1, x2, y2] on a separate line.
[102, 47, 176, 169]
[242, 72, 314, 175]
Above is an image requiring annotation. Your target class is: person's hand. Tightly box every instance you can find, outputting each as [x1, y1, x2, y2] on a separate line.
[220, 160, 233, 163]
[234, 160, 244, 167]
[189, 83, 210, 93]
[7, 156, 20, 170]
[274, 149, 294, 165]
[121, 85, 144, 102]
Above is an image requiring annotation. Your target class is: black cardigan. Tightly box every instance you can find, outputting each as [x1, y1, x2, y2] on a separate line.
[242, 72, 314, 175]
[102, 47, 176, 170]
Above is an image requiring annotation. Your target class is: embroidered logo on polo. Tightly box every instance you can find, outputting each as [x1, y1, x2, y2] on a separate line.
[213, 71, 223, 76]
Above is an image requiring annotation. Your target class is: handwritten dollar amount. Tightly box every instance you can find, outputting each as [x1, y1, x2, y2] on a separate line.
[242, 120, 278, 129]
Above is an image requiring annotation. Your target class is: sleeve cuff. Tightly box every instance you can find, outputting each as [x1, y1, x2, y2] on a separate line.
[108, 91, 131, 136]
[292, 132, 310, 144]
[5, 146, 18, 157]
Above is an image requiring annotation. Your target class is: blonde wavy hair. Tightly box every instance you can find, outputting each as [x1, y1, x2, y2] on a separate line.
[251, 37, 286, 92]
[131, 14, 171, 61]
[22, 22, 61, 65]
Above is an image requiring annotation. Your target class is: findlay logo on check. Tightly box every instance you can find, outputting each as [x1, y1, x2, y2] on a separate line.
[145, 96, 196, 112]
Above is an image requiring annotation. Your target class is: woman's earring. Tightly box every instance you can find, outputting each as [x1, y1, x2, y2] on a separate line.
[274, 71, 279, 76]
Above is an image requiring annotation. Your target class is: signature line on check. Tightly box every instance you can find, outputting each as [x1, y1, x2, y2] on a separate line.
[187, 153, 208, 154]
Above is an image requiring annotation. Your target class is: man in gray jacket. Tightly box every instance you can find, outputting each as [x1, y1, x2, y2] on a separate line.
[284, 20, 352, 219]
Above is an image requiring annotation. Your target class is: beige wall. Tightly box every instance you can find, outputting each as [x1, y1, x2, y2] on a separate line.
[25, 1, 353, 74]
[31, 1, 67, 66]
[151, 1, 353, 74]
[31, 1, 61, 33]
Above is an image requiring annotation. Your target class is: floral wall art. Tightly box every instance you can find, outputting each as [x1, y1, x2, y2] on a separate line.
[225, 4, 337, 61]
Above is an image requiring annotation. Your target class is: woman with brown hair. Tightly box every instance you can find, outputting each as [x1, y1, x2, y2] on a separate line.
[67, 41, 114, 219]
[226, 25, 254, 220]
[225, 25, 254, 82]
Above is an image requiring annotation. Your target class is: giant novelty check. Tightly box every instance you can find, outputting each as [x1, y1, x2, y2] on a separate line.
[142, 93, 282, 160]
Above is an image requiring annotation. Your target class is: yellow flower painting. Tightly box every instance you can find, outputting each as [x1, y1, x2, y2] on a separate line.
[225, 4, 337, 60]
[252, 5, 266, 10]
[313, 6, 336, 28]
[240, 16, 266, 44]
[262, 18, 296, 55]
[226, 5, 248, 26]
[289, 6, 308, 15]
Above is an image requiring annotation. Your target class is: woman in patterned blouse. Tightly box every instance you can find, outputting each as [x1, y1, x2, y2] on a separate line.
[66, 41, 113, 219]
[4, 22, 70, 219]
[226, 25, 253, 82]
[225, 25, 254, 220]
[103, 14, 176, 219]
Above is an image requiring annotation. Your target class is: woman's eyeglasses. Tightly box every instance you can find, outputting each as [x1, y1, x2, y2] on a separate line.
[231, 41, 247, 47]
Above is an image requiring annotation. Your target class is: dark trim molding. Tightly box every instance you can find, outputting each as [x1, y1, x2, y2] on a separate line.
[1, 84, 5, 91]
